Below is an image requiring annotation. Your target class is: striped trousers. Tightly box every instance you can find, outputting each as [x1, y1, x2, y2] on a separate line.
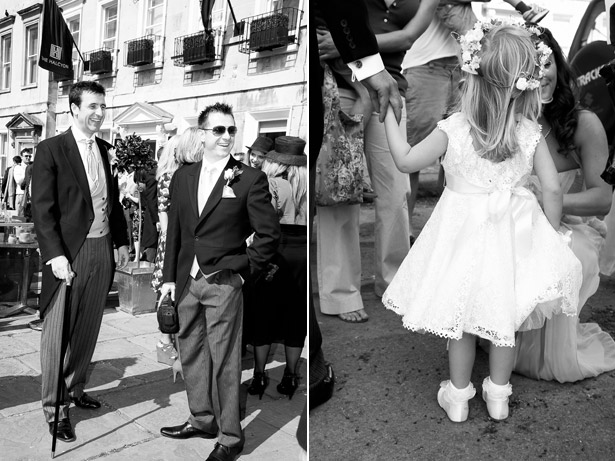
[40, 235, 113, 423]
[178, 269, 244, 449]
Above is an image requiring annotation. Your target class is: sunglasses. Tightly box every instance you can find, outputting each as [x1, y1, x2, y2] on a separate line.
[202, 126, 237, 137]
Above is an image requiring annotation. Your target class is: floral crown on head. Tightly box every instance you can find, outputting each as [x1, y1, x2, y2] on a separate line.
[457, 19, 552, 92]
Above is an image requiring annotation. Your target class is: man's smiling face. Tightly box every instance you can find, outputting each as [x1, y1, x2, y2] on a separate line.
[201, 112, 236, 162]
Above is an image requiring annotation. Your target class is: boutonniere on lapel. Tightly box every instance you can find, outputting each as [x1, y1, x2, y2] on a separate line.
[222, 166, 243, 198]
[107, 147, 118, 176]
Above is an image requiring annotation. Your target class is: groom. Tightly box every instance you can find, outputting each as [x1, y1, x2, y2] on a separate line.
[159, 102, 280, 461]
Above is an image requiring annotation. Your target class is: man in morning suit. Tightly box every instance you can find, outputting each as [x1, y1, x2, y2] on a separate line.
[31, 81, 130, 442]
[159, 103, 280, 461]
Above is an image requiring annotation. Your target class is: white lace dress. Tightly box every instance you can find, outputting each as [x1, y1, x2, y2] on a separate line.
[382, 113, 582, 347]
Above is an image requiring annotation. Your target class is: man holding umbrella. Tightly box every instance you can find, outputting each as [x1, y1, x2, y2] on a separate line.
[31, 80, 130, 442]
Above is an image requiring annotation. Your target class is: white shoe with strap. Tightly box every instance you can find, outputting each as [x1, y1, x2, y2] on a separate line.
[482, 376, 513, 420]
[437, 380, 476, 422]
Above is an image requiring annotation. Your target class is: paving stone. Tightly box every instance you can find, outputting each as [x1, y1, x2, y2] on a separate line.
[0, 333, 37, 359]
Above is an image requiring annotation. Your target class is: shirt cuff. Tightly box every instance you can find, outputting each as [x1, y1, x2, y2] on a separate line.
[46, 255, 64, 266]
[347, 54, 385, 81]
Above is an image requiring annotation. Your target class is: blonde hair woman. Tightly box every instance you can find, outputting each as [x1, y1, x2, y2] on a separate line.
[152, 128, 204, 367]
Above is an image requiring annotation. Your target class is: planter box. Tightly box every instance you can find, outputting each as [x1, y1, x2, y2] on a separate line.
[183, 34, 216, 65]
[127, 39, 154, 66]
[90, 50, 113, 74]
[249, 13, 289, 52]
[115, 261, 156, 315]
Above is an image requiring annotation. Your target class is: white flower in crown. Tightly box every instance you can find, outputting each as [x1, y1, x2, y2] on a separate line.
[515, 77, 529, 91]
[224, 165, 243, 185]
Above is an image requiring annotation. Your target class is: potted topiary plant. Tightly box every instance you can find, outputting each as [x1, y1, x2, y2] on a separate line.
[111, 133, 157, 315]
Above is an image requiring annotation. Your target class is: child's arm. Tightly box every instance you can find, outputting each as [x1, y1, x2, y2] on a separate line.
[533, 136, 562, 230]
[384, 106, 448, 173]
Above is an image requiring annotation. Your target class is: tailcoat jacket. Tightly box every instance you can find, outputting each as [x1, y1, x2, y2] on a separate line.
[31, 128, 129, 317]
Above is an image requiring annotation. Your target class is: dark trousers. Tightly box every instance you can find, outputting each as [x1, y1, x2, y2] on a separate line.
[178, 269, 244, 448]
[40, 235, 113, 423]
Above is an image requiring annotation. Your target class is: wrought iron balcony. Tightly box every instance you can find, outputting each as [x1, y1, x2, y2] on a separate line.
[238, 7, 303, 54]
[124, 35, 160, 67]
[172, 29, 222, 67]
[84, 47, 114, 74]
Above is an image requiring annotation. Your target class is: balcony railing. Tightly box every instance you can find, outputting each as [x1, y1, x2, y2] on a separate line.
[238, 7, 303, 54]
[84, 47, 114, 74]
[124, 35, 161, 67]
[172, 29, 222, 67]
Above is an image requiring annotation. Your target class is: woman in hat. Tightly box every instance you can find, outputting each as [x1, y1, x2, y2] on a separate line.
[244, 136, 308, 400]
[247, 135, 274, 170]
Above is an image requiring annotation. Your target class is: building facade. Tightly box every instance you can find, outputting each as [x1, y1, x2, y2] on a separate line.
[0, 0, 308, 174]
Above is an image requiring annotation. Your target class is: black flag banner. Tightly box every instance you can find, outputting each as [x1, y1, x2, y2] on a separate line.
[38, 0, 73, 78]
[201, 0, 215, 30]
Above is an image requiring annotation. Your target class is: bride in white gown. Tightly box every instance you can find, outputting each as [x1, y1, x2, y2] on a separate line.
[513, 29, 615, 382]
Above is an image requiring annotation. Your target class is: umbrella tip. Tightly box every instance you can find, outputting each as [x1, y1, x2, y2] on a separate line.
[51, 450, 55, 458]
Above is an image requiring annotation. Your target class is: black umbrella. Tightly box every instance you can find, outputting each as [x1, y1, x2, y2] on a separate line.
[51, 274, 73, 458]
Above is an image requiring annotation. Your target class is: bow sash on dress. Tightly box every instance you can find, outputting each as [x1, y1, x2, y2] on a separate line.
[446, 174, 537, 260]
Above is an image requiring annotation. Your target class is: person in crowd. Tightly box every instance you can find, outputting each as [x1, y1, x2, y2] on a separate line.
[2, 156, 17, 209]
[118, 171, 140, 255]
[17, 149, 34, 218]
[436, 1, 549, 37]
[134, 161, 159, 264]
[2, 155, 20, 209]
[514, 28, 615, 382]
[308, 0, 403, 414]
[159, 103, 279, 461]
[246, 135, 273, 170]
[151, 130, 203, 368]
[244, 136, 307, 401]
[316, 0, 438, 323]
[12, 153, 26, 215]
[31, 80, 130, 442]
[381, 22, 582, 422]
[401, 13, 462, 243]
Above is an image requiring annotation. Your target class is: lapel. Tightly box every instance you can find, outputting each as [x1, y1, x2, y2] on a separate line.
[96, 138, 114, 204]
[63, 128, 93, 211]
[197, 156, 237, 225]
[188, 162, 200, 219]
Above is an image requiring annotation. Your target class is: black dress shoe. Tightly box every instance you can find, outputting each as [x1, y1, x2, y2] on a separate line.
[71, 393, 101, 409]
[160, 421, 217, 439]
[206, 442, 243, 461]
[48, 418, 76, 442]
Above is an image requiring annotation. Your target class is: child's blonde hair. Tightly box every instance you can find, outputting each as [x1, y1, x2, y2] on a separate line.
[459, 24, 541, 162]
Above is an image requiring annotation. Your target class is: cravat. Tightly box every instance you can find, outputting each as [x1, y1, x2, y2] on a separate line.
[198, 167, 217, 214]
[85, 139, 99, 189]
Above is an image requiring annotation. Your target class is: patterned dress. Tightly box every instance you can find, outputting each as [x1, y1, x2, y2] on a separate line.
[151, 172, 172, 292]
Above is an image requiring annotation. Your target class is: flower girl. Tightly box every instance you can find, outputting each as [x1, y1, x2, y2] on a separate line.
[381, 21, 582, 422]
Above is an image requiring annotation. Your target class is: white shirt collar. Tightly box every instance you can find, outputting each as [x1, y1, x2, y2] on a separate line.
[71, 122, 96, 143]
[201, 155, 230, 175]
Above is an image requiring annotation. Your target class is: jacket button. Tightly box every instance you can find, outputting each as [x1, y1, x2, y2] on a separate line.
[340, 19, 348, 27]
[195, 237, 199, 241]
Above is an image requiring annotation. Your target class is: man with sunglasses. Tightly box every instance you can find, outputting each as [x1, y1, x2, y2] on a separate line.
[159, 102, 280, 461]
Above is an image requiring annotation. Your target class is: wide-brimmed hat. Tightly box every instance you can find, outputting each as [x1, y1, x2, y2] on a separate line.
[246, 136, 273, 153]
[267, 136, 306, 166]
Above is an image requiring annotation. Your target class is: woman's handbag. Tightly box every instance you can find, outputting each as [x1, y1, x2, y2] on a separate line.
[157, 293, 179, 334]
[315, 64, 365, 207]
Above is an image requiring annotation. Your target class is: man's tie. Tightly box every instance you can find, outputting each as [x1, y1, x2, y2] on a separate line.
[85, 139, 99, 190]
[198, 167, 217, 214]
